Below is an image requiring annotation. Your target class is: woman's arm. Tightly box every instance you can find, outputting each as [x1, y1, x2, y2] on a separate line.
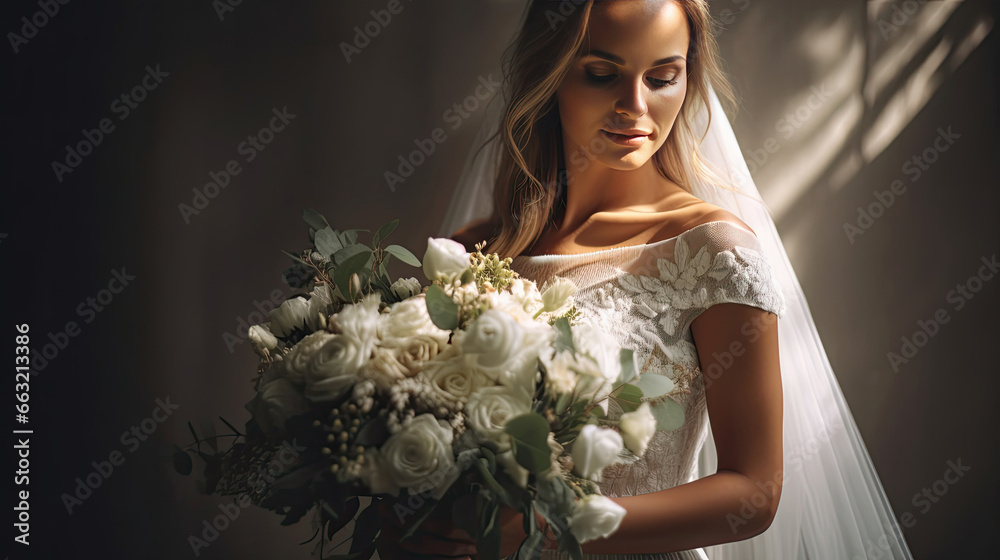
[574, 302, 783, 555]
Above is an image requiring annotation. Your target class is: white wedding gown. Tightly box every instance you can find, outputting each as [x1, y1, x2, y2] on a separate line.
[511, 220, 786, 560]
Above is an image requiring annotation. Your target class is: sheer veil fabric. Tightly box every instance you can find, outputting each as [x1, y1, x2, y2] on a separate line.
[437, 84, 913, 559]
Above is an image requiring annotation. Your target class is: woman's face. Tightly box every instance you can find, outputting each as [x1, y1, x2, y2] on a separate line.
[557, 0, 690, 172]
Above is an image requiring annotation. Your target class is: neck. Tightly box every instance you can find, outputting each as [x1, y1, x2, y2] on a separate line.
[556, 152, 688, 234]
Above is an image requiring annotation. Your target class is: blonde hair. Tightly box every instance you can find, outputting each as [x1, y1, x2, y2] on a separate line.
[483, 0, 736, 258]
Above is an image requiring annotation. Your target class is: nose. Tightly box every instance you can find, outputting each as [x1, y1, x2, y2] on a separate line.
[614, 77, 648, 119]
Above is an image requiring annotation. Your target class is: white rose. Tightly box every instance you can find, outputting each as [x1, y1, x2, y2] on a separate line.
[419, 353, 488, 409]
[390, 277, 423, 300]
[304, 334, 371, 401]
[255, 378, 310, 432]
[463, 310, 551, 388]
[568, 494, 627, 543]
[619, 402, 656, 457]
[378, 295, 446, 342]
[394, 334, 448, 373]
[268, 297, 311, 338]
[572, 424, 623, 481]
[360, 346, 409, 390]
[506, 278, 545, 317]
[248, 324, 279, 357]
[539, 277, 577, 314]
[364, 414, 455, 496]
[282, 331, 334, 385]
[423, 237, 470, 283]
[465, 385, 531, 444]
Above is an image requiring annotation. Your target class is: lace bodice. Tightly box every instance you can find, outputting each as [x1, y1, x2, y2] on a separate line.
[511, 220, 786, 500]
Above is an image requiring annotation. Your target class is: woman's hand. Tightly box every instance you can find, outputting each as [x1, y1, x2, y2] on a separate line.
[376, 495, 478, 560]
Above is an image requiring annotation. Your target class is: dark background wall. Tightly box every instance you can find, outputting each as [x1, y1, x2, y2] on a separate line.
[3, 1, 996, 558]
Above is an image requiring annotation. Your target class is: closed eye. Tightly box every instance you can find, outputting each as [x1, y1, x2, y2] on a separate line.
[585, 70, 678, 88]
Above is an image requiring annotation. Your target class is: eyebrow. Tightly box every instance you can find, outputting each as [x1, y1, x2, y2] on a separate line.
[585, 50, 685, 66]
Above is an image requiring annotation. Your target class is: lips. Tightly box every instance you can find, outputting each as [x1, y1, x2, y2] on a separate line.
[600, 128, 650, 146]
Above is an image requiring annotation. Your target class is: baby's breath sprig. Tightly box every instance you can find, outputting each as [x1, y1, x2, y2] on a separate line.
[469, 241, 518, 293]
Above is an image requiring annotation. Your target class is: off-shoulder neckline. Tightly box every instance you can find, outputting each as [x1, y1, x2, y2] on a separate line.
[512, 220, 754, 261]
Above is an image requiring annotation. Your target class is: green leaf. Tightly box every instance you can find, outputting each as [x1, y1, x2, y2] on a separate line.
[650, 397, 685, 431]
[633, 372, 674, 398]
[302, 208, 331, 231]
[372, 219, 399, 247]
[333, 249, 372, 301]
[349, 501, 383, 555]
[504, 413, 552, 474]
[514, 530, 545, 560]
[385, 244, 421, 267]
[615, 348, 636, 385]
[355, 416, 390, 447]
[557, 529, 584, 560]
[552, 317, 575, 353]
[340, 228, 366, 246]
[280, 249, 308, 265]
[477, 497, 502, 560]
[315, 227, 344, 258]
[332, 244, 369, 266]
[325, 497, 360, 540]
[611, 384, 644, 413]
[425, 284, 460, 330]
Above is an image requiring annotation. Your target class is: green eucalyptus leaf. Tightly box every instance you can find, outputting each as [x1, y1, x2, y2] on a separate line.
[611, 384, 644, 413]
[615, 348, 636, 385]
[333, 249, 372, 301]
[172, 446, 192, 475]
[504, 413, 552, 474]
[372, 219, 399, 247]
[302, 208, 331, 231]
[340, 228, 366, 246]
[633, 372, 674, 398]
[315, 227, 344, 258]
[650, 396, 685, 431]
[332, 244, 368, 266]
[280, 249, 308, 265]
[385, 244, 421, 267]
[552, 317, 575, 353]
[425, 285, 460, 330]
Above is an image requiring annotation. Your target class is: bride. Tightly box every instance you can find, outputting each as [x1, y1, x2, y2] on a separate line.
[381, 1, 913, 558]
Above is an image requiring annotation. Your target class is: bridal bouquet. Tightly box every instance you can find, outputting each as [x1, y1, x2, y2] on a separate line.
[175, 209, 683, 560]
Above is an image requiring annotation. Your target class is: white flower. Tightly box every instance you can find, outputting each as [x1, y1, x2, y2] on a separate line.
[390, 277, 423, 300]
[364, 414, 455, 496]
[248, 324, 278, 357]
[423, 237, 470, 283]
[540, 277, 577, 314]
[304, 334, 371, 401]
[572, 323, 622, 384]
[619, 402, 656, 457]
[334, 293, 382, 342]
[421, 354, 487, 407]
[572, 424, 623, 481]
[378, 295, 445, 341]
[253, 378, 310, 432]
[462, 310, 551, 388]
[360, 346, 409, 390]
[568, 494, 627, 543]
[506, 278, 545, 317]
[268, 297, 311, 338]
[539, 349, 579, 395]
[465, 385, 531, 444]
[282, 331, 334, 385]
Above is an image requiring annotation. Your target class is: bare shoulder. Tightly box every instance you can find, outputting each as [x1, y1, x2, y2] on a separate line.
[680, 203, 757, 237]
[449, 217, 498, 253]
